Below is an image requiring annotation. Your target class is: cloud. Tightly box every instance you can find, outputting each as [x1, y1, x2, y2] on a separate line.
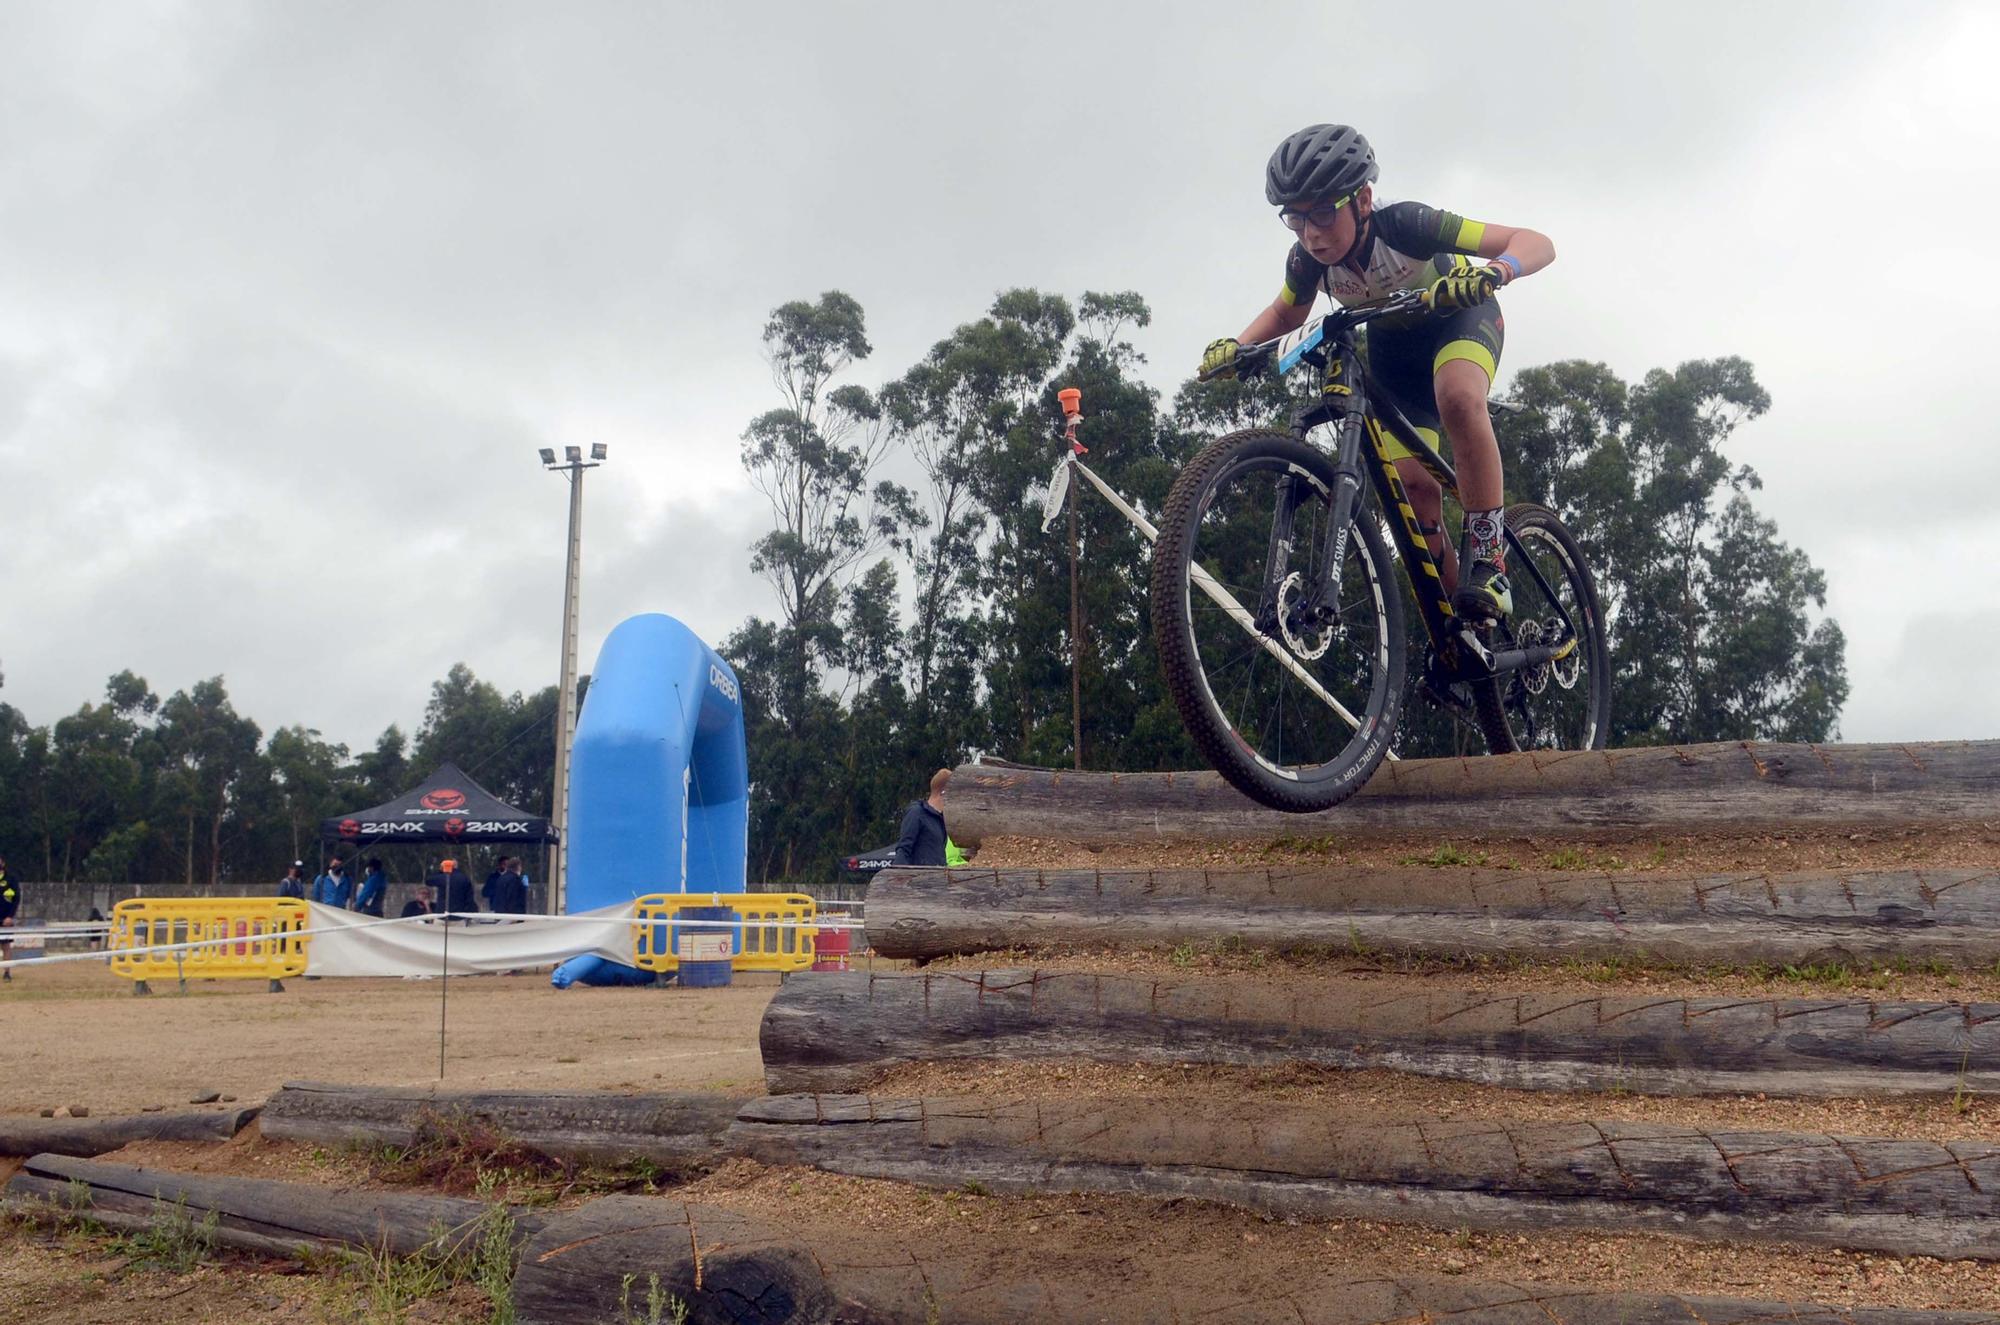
[1, 0, 1993, 749]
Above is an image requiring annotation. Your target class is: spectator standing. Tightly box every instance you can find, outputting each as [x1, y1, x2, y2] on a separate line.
[278, 862, 308, 900]
[0, 853, 18, 982]
[486, 857, 528, 915]
[481, 857, 507, 911]
[353, 859, 387, 917]
[432, 859, 476, 919]
[312, 858, 354, 908]
[890, 768, 951, 868]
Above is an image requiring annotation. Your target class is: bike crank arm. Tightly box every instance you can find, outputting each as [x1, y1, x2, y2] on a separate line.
[1457, 629, 1577, 678]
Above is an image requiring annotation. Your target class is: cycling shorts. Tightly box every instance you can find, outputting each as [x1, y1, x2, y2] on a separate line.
[1360, 299, 1504, 463]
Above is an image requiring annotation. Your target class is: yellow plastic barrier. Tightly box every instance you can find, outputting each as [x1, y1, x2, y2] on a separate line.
[630, 892, 817, 974]
[108, 897, 311, 985]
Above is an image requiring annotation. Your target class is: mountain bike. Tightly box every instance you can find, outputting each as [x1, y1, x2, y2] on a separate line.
[1149, 287, 1611, 813]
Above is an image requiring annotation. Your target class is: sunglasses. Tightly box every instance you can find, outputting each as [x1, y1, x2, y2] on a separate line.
[1279, 196, 1355, 232]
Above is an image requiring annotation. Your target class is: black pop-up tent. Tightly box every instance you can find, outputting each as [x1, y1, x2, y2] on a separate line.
[319, 762, 557, 848]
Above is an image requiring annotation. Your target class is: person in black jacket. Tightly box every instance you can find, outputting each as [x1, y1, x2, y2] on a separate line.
[484, 857, 528, 915]
[890, 769, 951, 868]
[430, 859, 477, 919]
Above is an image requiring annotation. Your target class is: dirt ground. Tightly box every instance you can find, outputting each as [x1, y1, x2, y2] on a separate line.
[0, 962, 781, 1116]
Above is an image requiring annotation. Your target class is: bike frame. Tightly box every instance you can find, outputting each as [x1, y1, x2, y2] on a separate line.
[1281, 317, 1580, 686]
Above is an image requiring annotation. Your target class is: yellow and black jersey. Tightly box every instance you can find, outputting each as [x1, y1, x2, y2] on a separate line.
[1280, 201, 1491, 308]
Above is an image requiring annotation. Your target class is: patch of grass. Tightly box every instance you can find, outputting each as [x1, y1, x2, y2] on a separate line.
[961, 1179, 989, 1197]
[1168, 942, 1198, 968]
[470, 1173, 518, 1325]
[1401, 844, 1489, 868]
[337, 1228, 458, 1324]
[325, 1190, 520, 1325]
[1774, 962, 1855, 989]
[111, 1197, 218, 1274]
[355, 1108, 677, 1203]
[1264, 833, 1341, 858]
[619, 1272, 690, 1325]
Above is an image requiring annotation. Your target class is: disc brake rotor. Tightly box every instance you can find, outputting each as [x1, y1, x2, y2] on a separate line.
[1547, 617, 1583, 690]
[1276, 572, 1333, 661]
[1516, 619, 1550, 694]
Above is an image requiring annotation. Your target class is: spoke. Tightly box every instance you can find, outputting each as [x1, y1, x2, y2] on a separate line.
[1188, 561, 1371, 738]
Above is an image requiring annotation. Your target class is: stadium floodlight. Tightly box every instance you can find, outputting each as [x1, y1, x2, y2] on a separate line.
[537, 440, 609, 916]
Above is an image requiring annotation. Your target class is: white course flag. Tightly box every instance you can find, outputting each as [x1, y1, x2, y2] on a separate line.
[302, 902, 639, 978]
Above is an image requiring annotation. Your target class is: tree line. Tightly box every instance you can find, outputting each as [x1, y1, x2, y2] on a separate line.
[0, 287, 1847, 885]
[0, 664, 560, 886]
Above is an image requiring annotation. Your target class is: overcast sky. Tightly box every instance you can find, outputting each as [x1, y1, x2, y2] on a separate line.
[2, 0, 1992, 752]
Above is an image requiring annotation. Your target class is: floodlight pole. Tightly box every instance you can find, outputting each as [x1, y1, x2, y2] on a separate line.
[542, 445, 604, 915]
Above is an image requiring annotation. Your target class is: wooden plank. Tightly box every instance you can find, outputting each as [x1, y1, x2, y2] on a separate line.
[727, 1094, 2000, 1260]
[0, 1106, 260, 1158]
[6, 1153, 539, 1258]
[513, 1192, 2000, 1324]
[867, 865, 2000, 965]
[260, 1082, 742, 1170]
[944, 740, 2000, 846]
[760, 970, 2000, 1098]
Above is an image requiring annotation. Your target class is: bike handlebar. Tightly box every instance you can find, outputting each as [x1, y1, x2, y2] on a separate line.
[1199, 287, 1436, 383]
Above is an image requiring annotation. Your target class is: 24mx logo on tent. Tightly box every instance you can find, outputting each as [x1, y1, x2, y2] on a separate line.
[420, 788, 468, 811]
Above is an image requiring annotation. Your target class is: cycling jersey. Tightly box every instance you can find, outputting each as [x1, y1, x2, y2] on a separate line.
[1279, 201, 1490, 308]
[1276, 200, 1503, 462]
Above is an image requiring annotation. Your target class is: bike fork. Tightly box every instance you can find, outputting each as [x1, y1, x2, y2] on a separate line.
[1302, 415, 1368, 621]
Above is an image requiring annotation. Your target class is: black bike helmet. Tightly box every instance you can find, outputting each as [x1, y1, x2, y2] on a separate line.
[1265, 124, 1378, 207]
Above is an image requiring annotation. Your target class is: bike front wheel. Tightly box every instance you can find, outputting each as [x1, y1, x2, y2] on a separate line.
[1150, 428, 1405, 812]
[1473, 502, 1613, 752]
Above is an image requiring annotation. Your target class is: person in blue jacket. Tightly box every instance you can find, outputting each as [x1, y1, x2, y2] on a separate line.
[891, 768, 951, 868]
[312, 858, 354, 908]
[353, 859, 387, 917]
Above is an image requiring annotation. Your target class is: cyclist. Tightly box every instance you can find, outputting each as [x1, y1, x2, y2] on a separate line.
[1201, 124, 1555, 622]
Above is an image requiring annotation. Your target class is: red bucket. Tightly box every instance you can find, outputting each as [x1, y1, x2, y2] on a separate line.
[811, 925, 853, 971]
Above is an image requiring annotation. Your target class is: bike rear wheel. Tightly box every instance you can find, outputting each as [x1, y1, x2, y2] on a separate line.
[1150, 428, 1405, 812]
[1473, 502, 1612, 752]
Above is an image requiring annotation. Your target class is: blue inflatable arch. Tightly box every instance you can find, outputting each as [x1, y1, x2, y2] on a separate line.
[564, 613, 748, 912]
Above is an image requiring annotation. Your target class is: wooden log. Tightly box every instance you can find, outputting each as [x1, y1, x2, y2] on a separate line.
[0, 1106, 260, 1157]
[4, 1153, 540, 1258]
[260, 1082, 743, 1171]
[760, 969, 2000, 1098]
[945, 740, 2000, 846]
[867, 864, 2000, 965]
[514, 1192, 1997, 1324]
[728, 1094, 2000, 1260]
[513, 1195, 836, 1324]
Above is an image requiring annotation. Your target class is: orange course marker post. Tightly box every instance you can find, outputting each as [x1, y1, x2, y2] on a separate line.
[1057, 388, 1086, 455]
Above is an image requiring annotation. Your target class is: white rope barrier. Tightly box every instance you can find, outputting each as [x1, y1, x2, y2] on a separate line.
[0, 906, 868, 973]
